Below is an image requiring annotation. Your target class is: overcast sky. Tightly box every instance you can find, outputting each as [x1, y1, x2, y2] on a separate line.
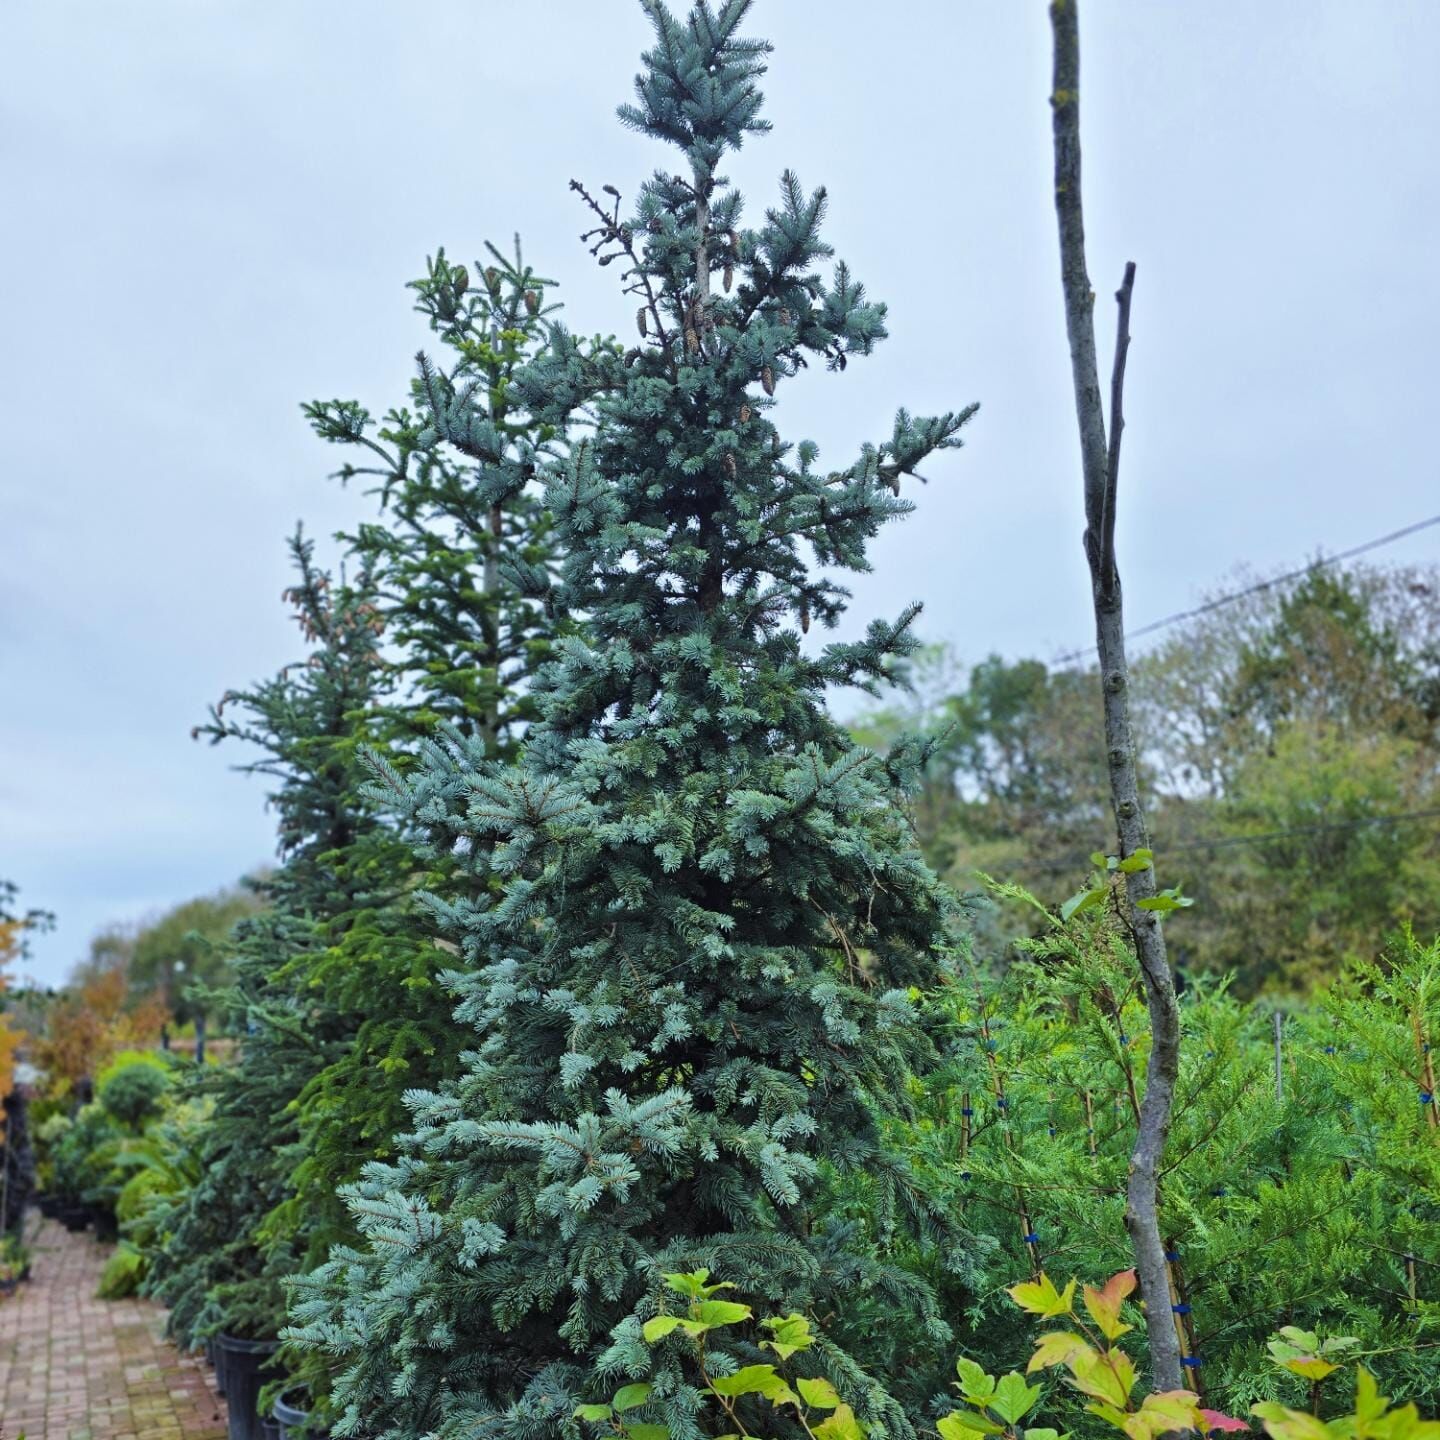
[3, 2, 1438, 987]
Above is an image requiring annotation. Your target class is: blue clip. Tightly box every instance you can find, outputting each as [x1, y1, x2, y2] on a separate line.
[1023, 1233, 1040, 1244]
[1181, 1356, 1202, 1369]
[1172, 1303, 1192, 1315]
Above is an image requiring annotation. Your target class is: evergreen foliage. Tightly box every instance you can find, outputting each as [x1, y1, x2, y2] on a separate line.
[147, 533, 392, 1343]
[288, 5, 975, 1436]
[879, 895, 1440, 1420]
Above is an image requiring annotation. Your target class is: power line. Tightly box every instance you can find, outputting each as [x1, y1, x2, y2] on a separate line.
[1052, 511, 1440, 666]
[1016, 805, 1440, 876]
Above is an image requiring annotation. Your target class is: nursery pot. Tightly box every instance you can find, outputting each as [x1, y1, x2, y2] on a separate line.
[274, 1385, 325, 1440]
[215, 1334, 281, 1440]
[209, 1338, 227, 1397]
[59, 1202, 90, 1233]
[90, 1205, 119, 1243]
[36, 1194, 60, 1219]
[259, 1420, 282, 1440]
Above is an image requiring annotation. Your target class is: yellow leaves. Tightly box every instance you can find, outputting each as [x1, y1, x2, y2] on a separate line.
[708, 1364, 796, 1405]
[1027, 1332, 1088, 1374]
[1082, 1271, 1136, 1342]
[1112, 1391, 1206, 1440]
[761, 1312, 814, 1360]
[1008, 1273, 1076, 1319]
[1067, 1346, 1136, 1409]
[1250, 1402, 1335, 1440]
[814, 1404, 867, 1440]
[938, 1413, 1003, 1440]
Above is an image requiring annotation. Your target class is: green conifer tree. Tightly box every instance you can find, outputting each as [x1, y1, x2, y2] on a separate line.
[279, 242, 570, 1264]
[147, 532, 392, 1343]
[288, 5, 976, 1435]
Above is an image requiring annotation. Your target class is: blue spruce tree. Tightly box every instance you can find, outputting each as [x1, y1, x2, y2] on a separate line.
[289, 4, 976, 1435]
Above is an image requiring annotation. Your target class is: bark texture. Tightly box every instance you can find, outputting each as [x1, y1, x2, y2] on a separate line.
[1048, 0, 1185, 1395]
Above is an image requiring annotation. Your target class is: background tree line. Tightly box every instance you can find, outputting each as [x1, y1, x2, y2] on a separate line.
[852, 562, 1440, 994]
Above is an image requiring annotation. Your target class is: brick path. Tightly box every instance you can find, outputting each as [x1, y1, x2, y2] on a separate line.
[0, 1215, 227, 1440]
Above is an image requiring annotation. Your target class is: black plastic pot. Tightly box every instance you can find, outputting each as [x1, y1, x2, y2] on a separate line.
[274, 1386, 326, 1440]
[36, 1193, 60, 1219]
[215, 1334, 281, 1440]
[209, 1337, 228, 1397]
[90, 1205, 119, 1243]
[58, 1202, 90, 1232]
[259, 1420, 281, 1440]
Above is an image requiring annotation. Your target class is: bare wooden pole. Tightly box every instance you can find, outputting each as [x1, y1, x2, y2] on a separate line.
[1048, 0, 1184, 1394]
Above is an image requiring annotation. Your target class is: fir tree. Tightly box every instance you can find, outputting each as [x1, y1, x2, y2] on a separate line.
[288, 5, 976, 1436]
[280, 242, 572, 1266]
[305, 238, 564, 751]
[147, 532, 392, 1343]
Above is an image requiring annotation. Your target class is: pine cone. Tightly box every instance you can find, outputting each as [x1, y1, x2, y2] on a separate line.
[484, 266, 501, 297]
[761, 365, 775, 396]
[685, 327, 699, 354]
[524, 290, 539, 314]
[723, 264, 734, 293]
[452, 265, 469, 295]
[800, 601, 811, 634]
[739, 404, 751, 424]
[637, 307, 648, 338]
[723, 453, 737, 479]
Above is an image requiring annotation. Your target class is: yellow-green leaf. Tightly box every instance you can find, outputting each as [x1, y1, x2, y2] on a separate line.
[955, 1357, 997, 1403]
[797, 1377, 842, 1411]
[992, 1373, 1042, 1425]
[575, 1404, 613, 1422]
[1028, 1332, 1089, 1375]
[693, 1299, 752, 1329]
[814, 1403, 868, 1440]
[708, 1365, 793, 1402]
[937, 1412, 1004, 1440]
[1281, 1357, 1338, 1382]
[622, 1425, 670, 1440]
[1251, 1402, 1335, 1440]
[1068, 1348, 1134, 1408]
[1082, 1271, 1136, 1342]
[761, 1313, 814, 1360]
[1008, 1274, 1076, 1319]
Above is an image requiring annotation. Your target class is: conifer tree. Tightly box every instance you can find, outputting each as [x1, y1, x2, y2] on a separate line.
[280, 242, 570, 1262]
[289, 5, 976, 1435]
[147, 532, 392, 1343]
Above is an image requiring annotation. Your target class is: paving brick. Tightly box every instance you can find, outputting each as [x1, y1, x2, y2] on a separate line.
[0, 1218, 227, 1440]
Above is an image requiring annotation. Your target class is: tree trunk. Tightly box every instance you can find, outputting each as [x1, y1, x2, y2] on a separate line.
[1048, 0, 1185, 1395]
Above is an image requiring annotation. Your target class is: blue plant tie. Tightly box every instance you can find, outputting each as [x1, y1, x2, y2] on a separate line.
[1422, 1092, 1435, 1104]
[1204, 1049, 1215, 1058]
[960, 1107, 974, 1117]
[1181, 1356, 1202, 1369]
[1165, 1250, 1181, 1261]
[959, 1170, 971, 1180]
[1023, 1233, 1040, 1244]
[1211, 1187, 1226, 1197]
[1324, 1046, 1336, 1054]
[1172, 1303, 1192, 1315]
[1048, 1126, 1057, 1136]
[996, 1097, 1009, 1110]
[1118, 1032, 1129, 1045]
